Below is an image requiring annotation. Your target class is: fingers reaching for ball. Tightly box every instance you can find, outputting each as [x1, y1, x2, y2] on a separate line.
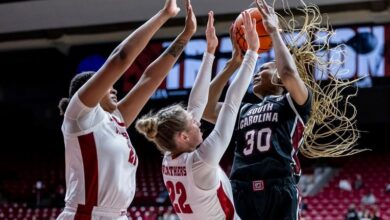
[233, 8, 273, 54]
[241, 10, 260, 52]
[256, 0, 279, 34]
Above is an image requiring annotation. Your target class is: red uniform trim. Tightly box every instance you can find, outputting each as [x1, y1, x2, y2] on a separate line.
[75, 133, 99, 220]
[216, 182, 234, 220]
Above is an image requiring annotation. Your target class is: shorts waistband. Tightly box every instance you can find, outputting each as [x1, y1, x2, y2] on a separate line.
[231, 177, 294, 192]
[64, 205, 127, 217]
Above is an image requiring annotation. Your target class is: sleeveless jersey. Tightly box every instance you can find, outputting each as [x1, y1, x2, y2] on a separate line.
[60, 94, 138, 214]
[162, 152, 237, 220]
[230, 92, 311, 182]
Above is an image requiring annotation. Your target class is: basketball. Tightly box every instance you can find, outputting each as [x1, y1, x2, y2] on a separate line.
[234, 8, 272, 54]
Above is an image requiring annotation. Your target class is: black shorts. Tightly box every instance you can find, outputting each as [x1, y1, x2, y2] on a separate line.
[231, 177, 300, 220]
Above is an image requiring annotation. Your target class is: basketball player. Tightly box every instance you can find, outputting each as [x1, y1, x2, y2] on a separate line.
[135, 11, 259, 220]
[203, 0, 311, 219]
[56, 0, 196, 219]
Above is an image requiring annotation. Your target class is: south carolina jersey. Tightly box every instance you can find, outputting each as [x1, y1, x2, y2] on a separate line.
[58, 94, 138, 218]
[162, 152, 238, 220]
[230, 92, 311, 182]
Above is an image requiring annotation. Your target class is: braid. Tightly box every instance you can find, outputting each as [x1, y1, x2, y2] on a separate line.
[275, 1, 367, 157]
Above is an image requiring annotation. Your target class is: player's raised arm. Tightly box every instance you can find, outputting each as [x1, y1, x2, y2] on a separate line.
[202, 25, 244, 124]
[118, 0, 197, 127]
[77, 0, 180, 109]
[187, 11, 218, 122]
[199, 10, 259, 166]
[256, 0, 308, 105]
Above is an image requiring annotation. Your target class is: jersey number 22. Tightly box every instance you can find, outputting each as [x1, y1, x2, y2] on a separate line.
[166, 181, 193, 214]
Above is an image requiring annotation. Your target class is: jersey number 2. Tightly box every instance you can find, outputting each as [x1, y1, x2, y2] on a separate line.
[128, 147, 137, 166]
[166, 181, 193, 214]
[243, 128, 272, 155]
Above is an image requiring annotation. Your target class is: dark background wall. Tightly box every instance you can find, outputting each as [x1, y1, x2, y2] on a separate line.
[0, 40, 389, 163]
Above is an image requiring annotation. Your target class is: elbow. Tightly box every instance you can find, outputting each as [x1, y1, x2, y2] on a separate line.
[279, 67, 298, 81]
[107, 48, 128, 66]
[113, 48, 128, 61]
[118, 50, 128, 61]
[110, 42, 133, 62]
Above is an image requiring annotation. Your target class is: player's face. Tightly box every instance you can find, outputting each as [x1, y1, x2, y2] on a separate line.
[100, 87, 118, 113]
[252, 62, 282, 98]
[183, 113, 203, 152]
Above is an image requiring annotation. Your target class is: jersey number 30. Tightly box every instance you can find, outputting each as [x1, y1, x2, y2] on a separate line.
[244, 128, 272, 155]
[166, 181, 193, 214]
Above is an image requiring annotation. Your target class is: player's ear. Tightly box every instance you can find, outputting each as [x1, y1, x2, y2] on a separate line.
[181, 132, 190, 142]
[174, 131, 189, 145]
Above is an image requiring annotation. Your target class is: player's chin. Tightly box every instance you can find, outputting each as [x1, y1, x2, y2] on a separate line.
[252, 84, 262, 94]
[108, 101, 118, 111]
[196, 137, 203, 147]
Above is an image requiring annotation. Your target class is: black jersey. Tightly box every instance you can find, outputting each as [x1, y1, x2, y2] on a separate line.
[230, 92, 312, 182]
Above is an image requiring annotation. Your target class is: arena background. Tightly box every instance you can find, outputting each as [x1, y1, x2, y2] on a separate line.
[0, 0, 389, 219]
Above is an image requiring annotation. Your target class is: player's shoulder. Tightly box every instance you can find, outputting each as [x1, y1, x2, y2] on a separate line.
[239, 102, 254, 115]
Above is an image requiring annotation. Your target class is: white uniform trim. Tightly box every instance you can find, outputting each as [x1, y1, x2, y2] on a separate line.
[63, 206, 127, 217]
[286, 93, 304, 125]
[60, 93, 138, 216]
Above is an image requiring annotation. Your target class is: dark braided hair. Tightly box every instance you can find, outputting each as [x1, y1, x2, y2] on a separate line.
[58, 71, 95, 116]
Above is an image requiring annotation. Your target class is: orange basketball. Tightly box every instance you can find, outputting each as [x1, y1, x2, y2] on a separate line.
[234, 8, 272, 54]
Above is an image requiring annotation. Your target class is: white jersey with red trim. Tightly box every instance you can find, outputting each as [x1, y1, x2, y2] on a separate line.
[162, 151, 238, 220]
[59, 94, 138, 216]
[159, 51, 257, 220]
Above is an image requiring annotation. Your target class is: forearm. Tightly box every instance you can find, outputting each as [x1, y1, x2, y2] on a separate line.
[209, 59, 241, 103]
[188, 52, 215, 121]
[224, 50, 257, 115]
[202, 59, 240, 123]
[118, 31, 193, 126]
[110, 10, 172, 67]
[271, 31, 308, 104]
[78, 10, 172, 108]
[270, 31, 298, 76]
[143, 30, 193, 80]
[200, 50, 258, 166]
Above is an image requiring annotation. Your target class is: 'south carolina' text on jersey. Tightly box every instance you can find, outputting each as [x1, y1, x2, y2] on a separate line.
[239, 103, 279, 129]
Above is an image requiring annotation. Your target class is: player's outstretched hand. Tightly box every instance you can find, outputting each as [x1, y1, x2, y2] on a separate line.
[183, 0, 197, 36]
[256, 0, 279, 34]
[162, 0, 180, 18]
[205, 11, 218, 54]
[241, 10, 259, 52]
[229, 24, 243, 64]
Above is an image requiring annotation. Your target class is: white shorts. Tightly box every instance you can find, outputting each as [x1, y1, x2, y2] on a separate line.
[57, 206, 128, 220]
